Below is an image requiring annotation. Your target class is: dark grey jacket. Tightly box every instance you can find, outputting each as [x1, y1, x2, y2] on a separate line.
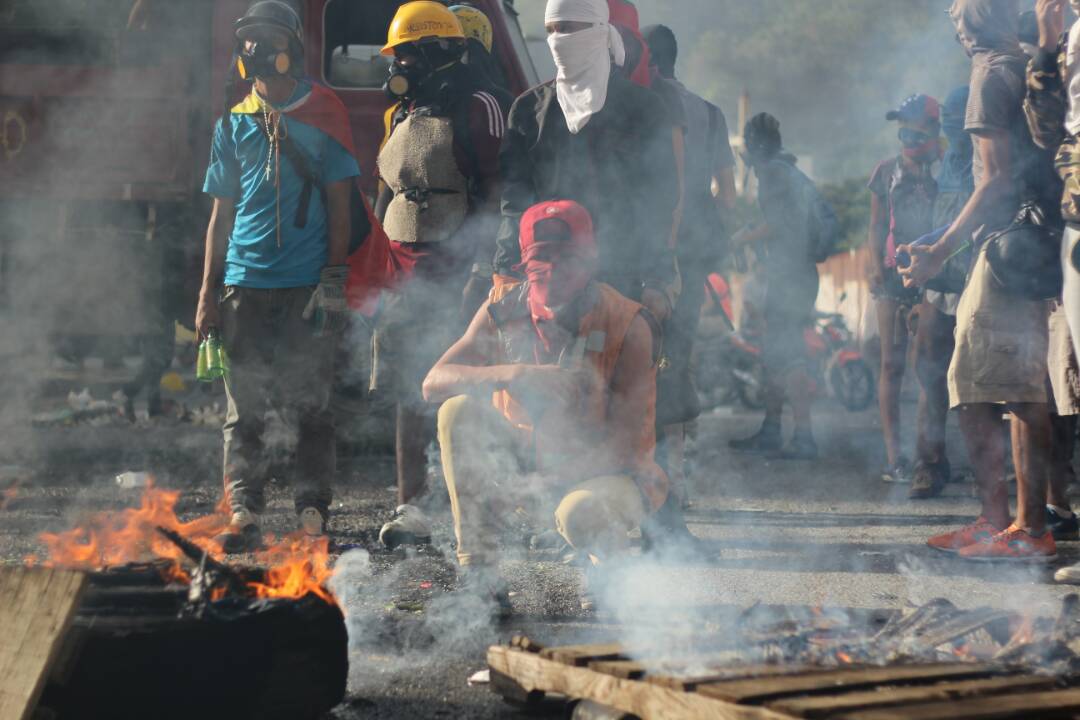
[494, 71, 679, 298]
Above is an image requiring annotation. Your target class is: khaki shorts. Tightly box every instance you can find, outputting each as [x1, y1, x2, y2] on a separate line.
[947, 249, 1048, 408]
[1049, 300, 1080, 416]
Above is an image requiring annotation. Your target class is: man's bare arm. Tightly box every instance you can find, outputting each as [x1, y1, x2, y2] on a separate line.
[195, 197, 235, 338]
[900, 130, 1011, 286]
[422, 300, 515, 403]
[325, 178, 351, 266]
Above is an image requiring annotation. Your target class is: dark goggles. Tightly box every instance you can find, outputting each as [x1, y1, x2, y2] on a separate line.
[898, 127, 933, 148]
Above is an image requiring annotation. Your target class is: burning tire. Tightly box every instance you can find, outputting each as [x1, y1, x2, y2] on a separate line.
[38, 567, 349, 720]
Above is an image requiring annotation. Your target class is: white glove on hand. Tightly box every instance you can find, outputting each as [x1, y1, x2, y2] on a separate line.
[302, 265, 350, 336]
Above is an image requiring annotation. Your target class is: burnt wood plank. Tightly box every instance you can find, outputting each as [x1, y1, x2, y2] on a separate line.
[488, 645, 793, 720]
[696, 663, 1000, 705]
[0, 567, 87, 720]
[541, 643, 627, 667]
[769, 676, 1053, 719]
[510, 635, 544, 653]
[649, 664, 815, 692]
[589, 660, 648, 679]
[838, 687, 1080, 720]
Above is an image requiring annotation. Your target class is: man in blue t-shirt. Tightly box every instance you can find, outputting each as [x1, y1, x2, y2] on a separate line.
[195, 1, 360, 553]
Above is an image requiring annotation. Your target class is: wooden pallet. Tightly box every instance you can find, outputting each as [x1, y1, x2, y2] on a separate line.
[487, 638, 1077, 720]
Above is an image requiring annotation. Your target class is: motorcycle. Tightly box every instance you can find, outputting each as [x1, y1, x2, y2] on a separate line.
[695, 290, 874, 412]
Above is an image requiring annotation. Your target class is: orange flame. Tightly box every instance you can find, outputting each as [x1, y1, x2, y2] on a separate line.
[249, 534, 334, 604]
[1007, 615, 1036, 646]
[835, 651, 854, 664]
[28, 482, 335, 603]
[35, 482, 228, 571]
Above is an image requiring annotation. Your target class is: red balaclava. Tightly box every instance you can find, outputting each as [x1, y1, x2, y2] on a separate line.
[607, 0, 651, 87]
[516, 200, 598, 349]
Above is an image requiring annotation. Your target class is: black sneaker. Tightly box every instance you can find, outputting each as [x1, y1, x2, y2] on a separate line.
[772, 434, 818, 461]
[640, 495, 710, 560]
[1047, 506, 1080, 541]
[458, 566, 513, 619]
[909, 459, 948, 499]
[215, 509, 263, 554]
[729, 423, 782, 453]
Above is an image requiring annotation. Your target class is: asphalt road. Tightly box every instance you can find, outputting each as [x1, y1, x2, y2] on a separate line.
[3, 396, 1078, 718]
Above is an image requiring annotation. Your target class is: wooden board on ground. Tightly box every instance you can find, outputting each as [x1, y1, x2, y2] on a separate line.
[489, 645, 793, 720]
[588, 660, 648, 679]
[649, 664, 815, 692]
[541, 643, 627, 667]
[489, 642, 1080, 720]
[767, 676, 1055, 719]
[839, 687, 1080, 720]
[0, 566, 87, 720]
[695, 663, 1000, 705]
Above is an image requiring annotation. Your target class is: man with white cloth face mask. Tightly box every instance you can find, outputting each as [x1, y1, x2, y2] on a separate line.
[492, 0, 679, 327]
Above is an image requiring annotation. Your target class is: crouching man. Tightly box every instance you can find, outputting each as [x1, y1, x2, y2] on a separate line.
[422, 200, 668, 614]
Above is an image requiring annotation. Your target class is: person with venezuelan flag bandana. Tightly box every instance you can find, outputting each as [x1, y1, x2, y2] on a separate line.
[196, 0, 361, 553]
[866, 94, 941, 489]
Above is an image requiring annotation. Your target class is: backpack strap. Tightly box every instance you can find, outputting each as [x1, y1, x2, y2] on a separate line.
[253, 114, 325, 229]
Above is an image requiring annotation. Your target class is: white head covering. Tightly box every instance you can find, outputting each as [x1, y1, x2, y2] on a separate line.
[544, 0, 626, 134]
[1067, 18, 1080, 135]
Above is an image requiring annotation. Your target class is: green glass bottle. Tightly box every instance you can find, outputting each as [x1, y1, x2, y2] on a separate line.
[197, 329, 229, 382]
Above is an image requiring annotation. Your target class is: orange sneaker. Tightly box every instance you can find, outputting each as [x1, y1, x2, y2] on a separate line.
[926, 517, 1000, 553]
[957, 525, 1057, 563]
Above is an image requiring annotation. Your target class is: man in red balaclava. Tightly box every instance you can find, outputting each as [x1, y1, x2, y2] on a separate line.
[423, 200, 668, 615]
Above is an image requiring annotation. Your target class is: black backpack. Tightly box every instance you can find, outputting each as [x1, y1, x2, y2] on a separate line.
[804, 177, 840, 263]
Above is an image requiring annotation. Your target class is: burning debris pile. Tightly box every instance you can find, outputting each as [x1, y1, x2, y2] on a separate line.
[613, 597, 1080, 678]
[26, 481, 334, 603]
[490, 599, 1080, 719]
[23, 483, 347, 720]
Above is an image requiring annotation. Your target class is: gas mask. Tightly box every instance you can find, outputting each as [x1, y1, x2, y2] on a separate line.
[237, 41, 292, 80]
[384, 58, 429, 101]
[383, 40, 463, 102]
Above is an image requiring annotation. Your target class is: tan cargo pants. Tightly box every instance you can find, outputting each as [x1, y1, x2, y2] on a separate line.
[437, 394, 646, 567]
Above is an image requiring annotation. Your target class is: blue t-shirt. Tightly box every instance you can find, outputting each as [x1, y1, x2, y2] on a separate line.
[203, 81, 360, 288]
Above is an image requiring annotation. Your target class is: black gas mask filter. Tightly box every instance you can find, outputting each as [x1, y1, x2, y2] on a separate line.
[237, 40, 292, 80]
[383, 40, 462, 102]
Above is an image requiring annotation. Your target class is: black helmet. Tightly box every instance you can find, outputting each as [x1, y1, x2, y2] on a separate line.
[235, 1, 303, 49]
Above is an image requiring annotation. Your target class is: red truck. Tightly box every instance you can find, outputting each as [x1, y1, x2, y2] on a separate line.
[0, 0, 537, 353]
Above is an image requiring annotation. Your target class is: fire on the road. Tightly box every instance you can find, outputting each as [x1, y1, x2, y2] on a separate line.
[25, 481, 334, 603]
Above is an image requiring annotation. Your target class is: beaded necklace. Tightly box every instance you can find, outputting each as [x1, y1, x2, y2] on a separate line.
[257, 95, 289, 248]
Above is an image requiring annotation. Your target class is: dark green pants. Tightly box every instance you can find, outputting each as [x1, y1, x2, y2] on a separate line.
[220, 285, 338, 515]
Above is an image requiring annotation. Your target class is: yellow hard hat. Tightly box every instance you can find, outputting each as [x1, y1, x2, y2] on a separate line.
[449, 5, 493, 53]
[382, 1, 465, 56]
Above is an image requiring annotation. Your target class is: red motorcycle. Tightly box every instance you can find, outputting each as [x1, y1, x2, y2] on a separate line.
[696, 290, 874, 412]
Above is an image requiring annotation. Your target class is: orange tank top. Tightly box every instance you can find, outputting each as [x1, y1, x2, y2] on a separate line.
[487, 281, 668, 511]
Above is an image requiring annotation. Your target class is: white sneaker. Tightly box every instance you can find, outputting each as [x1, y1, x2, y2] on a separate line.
[298, 506, 327, 537]
[379, 504, 432, 549]
[1055, 563, 1080, 584]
